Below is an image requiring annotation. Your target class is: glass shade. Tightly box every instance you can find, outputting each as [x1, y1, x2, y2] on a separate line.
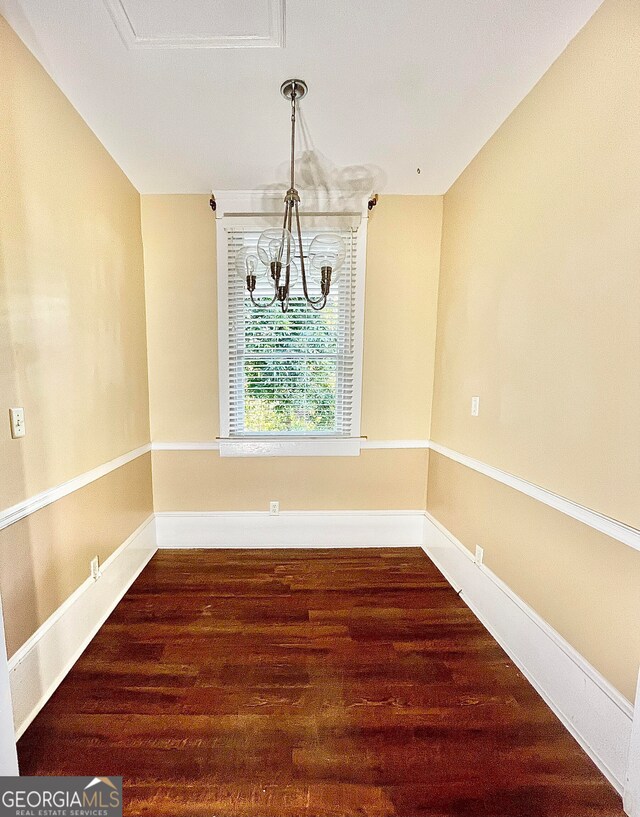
[257, 228, 292, 269]
[308, 233, 346, 282]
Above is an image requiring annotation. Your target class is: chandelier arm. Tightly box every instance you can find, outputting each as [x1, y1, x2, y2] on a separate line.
[249, 289, 278, 309]
[294, 200, 326, 307]
[307, 296, 328, 311]
[271, 202, 285, 266]
[284, 200, 293, 297]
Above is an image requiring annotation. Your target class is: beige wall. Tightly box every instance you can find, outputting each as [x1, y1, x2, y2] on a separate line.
[153, 449, 428, 512]
[431, 0, 640, 526]
[0, 18, 150, 509]
[362, 196, 442, 439]
[141, 194, 441, 510]
[0, 18, 152, 652]
[141, 195, 219, 441]
[429, 0, 640, 699]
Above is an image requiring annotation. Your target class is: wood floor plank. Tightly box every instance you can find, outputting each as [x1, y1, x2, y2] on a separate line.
[18, 548, 624, 817]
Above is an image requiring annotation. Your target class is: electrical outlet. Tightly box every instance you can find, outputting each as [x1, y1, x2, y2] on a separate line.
[475, 545, 484, 565]
[269, 501, 279, 516]
[9, 407, 25, 438]
[90, 556, 100, 580]
[471, 396, 480, 417]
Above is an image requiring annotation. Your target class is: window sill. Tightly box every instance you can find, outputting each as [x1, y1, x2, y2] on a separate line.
[218, 437, 361, 458]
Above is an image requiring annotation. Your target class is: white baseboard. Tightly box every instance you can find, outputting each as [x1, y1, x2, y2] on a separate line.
[9, 515, 157, 740]
[625, 670, 640, 815]
[422, 512, 633, 796]
[0, 597, 18, 773]
[155, 510, 426, 548]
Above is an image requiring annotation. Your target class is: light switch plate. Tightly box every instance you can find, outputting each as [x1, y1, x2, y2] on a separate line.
[9, 407, 25, 438]
[471, 396, 480, 416]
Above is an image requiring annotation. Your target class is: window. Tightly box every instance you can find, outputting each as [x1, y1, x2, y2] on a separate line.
[217, 202, 367, 456]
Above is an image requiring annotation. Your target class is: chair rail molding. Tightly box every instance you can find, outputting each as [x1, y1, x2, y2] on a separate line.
[0, 444, 151, 531]
[3, 440, 637, 555]
[429, 441, 640, 552]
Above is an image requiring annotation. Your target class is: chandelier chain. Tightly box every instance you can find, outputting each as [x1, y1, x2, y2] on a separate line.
[290, 85, 296, 192]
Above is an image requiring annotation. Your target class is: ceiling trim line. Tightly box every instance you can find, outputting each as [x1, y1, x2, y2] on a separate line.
[102, 0, 285, 50]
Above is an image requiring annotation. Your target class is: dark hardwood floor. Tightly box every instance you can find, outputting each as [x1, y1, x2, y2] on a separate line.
[18, 548, 623, 817]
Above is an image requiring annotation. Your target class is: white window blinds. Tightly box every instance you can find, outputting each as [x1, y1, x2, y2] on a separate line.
[224, 225, 360, 438]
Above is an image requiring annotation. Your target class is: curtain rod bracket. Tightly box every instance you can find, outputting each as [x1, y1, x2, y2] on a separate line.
[209, 194, 216, 213]
[367, 193, 378, 211]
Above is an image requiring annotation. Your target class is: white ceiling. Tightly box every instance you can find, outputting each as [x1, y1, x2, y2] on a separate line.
[1, 0, 603, 194]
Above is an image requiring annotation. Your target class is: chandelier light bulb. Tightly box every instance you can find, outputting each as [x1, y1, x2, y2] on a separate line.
[236, 249, 261, 280]
[257, 228, 293, 282]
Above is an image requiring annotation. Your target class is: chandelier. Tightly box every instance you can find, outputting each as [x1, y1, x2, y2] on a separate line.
[237, 79, 346, 312]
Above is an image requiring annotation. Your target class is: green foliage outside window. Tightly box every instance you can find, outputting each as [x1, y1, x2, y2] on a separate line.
[243, 294, 338, 433]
